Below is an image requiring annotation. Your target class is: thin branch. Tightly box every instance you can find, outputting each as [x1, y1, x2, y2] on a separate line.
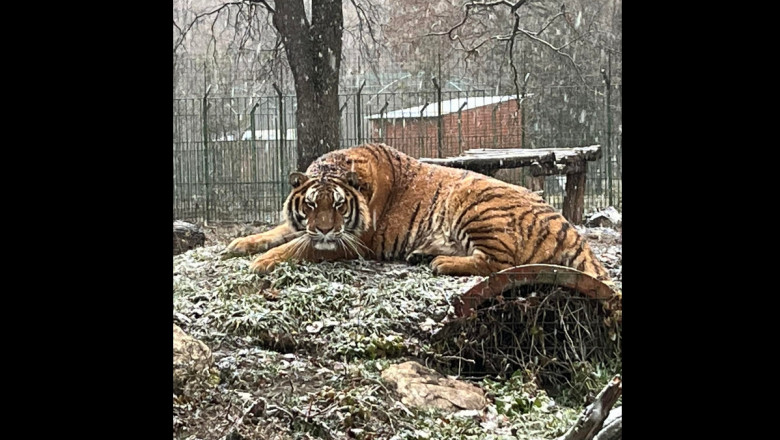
[510, 0, 528, 13]
[230, 3, 247, 52]
[236, 3, 262, 53]
[350, 0, 378, 46]
[536, 11, 565, 36]
[427, 0, 516, 40]
[426, 6, 471, 40]
[209, 9, 222, 68]
[463, 37, 493, 61]
[495, 10, 564, 41]
[471, 0, 516, 7]
[514, 24, 585, 83]
[347, 0, 384, 74]
[427, 1, 526, 56]
[508, 14, 521, 106]
[426, 0, 595, 86]
[173, 2, 245, 53]
[561, 4, 622, 56]
[493, 9, 587, 84]
[247, 0, 275, 14]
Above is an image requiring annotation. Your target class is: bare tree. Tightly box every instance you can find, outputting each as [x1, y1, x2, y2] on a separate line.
[174, 0, 380, 171]
[426, 1, 621, 96]
[377, 1, 621, 94]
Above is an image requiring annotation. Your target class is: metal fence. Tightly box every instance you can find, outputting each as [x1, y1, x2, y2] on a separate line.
[174, 83, 621, 224]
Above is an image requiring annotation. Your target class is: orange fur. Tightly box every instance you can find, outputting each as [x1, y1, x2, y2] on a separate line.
[224, 143, 611, 280]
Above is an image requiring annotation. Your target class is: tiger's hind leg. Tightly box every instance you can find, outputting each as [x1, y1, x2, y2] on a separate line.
[222, 223, 302, 258]
[430, 250, 512, 277]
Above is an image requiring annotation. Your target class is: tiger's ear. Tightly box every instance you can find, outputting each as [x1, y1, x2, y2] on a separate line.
[289, 172, 310, 188]
[345, 171, 360, 189]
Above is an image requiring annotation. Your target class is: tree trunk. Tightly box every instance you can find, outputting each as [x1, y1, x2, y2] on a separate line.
[272, 0, 343, 172]
[295, 90, 341, 172]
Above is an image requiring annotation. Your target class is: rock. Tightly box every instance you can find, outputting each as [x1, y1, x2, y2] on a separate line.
[381, 361, 487, 412]
[174, 221, 206, 255]
[173, 324, 213, 390]
[586, 207, 622, 229]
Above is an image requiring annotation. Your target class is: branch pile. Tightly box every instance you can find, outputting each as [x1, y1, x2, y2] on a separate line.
[430, 283, 621, 399]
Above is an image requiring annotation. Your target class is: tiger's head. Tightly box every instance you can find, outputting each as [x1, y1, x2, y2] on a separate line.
[284, 171, 371, 253]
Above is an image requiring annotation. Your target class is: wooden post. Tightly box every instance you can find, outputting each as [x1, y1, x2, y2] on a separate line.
[562, 160, 587, 225]
[523, 172, 545, 193]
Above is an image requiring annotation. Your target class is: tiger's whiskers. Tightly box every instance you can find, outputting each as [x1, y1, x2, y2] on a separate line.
[288, 234, 311, 260]
[340, 232, 373, 260]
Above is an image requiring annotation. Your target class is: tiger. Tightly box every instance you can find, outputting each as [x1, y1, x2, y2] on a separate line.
[223, 142, 611, 281]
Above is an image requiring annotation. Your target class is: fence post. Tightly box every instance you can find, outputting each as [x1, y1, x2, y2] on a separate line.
[356, 80, 366, 144]
[379, 101, 389, 143]
[418, 102, 430, 158]
[339, 97, 350, 146]
[492, 103, 500, 148]
[249, 99, 260, 217]
[520, 70, 530, 149]
[432, 77, 443, 158]
[457, 101, 467, 155]
[249, 100, 260, 182]
[273, 83, 285, 208]
[202, 85, 212, 224]
[602, 54, 613, 208]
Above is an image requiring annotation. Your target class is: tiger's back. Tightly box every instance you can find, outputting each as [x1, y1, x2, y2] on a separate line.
[225, 143, 610, 281]
[308, 143, 610, 280]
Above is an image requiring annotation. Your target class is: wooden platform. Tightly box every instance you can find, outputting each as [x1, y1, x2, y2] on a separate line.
[419, 145, 601, 224]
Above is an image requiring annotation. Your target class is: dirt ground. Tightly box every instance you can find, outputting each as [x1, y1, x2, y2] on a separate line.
[174, 221, 622, 440]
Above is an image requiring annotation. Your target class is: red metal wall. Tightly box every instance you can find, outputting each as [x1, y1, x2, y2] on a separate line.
[369, 99, 523, 159]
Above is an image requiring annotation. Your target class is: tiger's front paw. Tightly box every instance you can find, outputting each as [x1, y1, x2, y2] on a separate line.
[248, 254, 283, 274]
[221, 237, 259, 259]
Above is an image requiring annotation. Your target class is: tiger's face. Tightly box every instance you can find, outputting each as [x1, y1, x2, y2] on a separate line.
[285, 171, 369, 252]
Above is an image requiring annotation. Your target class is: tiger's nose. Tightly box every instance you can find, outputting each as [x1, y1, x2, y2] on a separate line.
[316, 226, 333, 235]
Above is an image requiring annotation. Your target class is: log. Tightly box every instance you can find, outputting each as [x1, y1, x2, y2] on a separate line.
[460, 145, 601, 161]
[420, 151, 557, 175]
[419, 145, 601, 178]
[551, 146, 602, 164]
[557, 375, 622, 440]
[174, 220, 206, 255]
[530, 160, 585, 177]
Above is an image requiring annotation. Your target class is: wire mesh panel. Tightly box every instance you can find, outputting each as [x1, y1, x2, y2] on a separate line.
[529, 84, 622, 211]
[174, 97, 297, 224]
[173, 98, 206, 221]
[174, 85, 621, 224]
